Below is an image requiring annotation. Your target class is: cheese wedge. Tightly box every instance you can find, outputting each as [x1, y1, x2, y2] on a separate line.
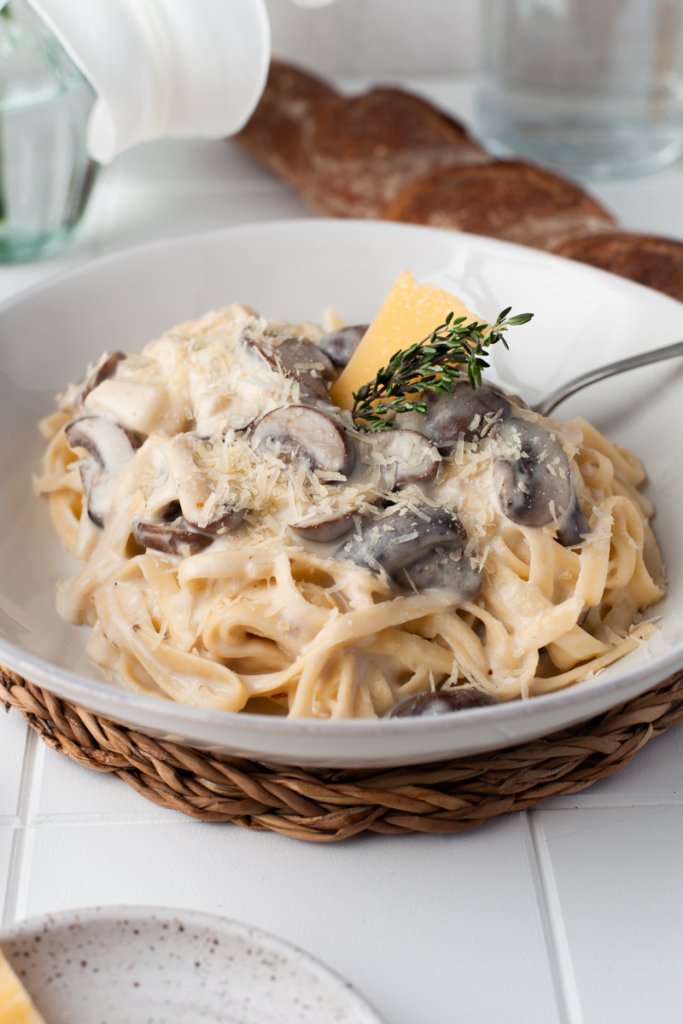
[330, 270, 475, 410]
[0, 950, 45, 1024]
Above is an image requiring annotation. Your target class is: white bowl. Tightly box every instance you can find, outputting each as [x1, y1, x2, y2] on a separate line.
[1, 219, 682, 767]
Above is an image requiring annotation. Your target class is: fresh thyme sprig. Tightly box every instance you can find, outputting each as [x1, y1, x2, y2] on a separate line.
[351, 307, 533, 431]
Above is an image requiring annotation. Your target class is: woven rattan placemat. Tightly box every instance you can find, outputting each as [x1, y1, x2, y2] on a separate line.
[3, 667, 683, 842]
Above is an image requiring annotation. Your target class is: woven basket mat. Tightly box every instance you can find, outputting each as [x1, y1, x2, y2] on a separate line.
[3, 667, 683, 843]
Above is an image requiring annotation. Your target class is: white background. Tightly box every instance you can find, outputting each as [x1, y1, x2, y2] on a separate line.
[266, 0, 481, 76]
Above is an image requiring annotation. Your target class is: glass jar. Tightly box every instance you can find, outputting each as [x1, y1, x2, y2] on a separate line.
[0, 0, 97, 262]
[475, 0, 683, 181]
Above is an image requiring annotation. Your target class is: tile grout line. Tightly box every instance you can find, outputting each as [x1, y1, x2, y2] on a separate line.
[523, 811, 584, 1024]
[2, 729, 41, 927]
[533, 796, 683, 810]
[30, 813, 191, 827]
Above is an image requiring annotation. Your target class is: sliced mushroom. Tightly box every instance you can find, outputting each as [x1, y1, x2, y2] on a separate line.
[317, 324, 368, 368]
[132, 499, 241, 555]
[65, 415, 143, 527]
[556, 492, 591, 548]
[424, 381, 512, 450]
[77, 350, 126, 404]
[493, 417, 575, 532]
[201, 507, 245, 534]
[374, 429, 440, 487]
[161, 499, 245, 536]
[276, 336, 336, 382]
[251, 406, 356, 477]
[389, 687, 496, 718]
[65, 415, 142, 465]
[401, 545, 482, 594]
[289, 510, 356, 544]
[241, 326, 335, 400]
[162, 435, 244, 532]
[337, 506, 482, 600]
[133, 519, 213, 556]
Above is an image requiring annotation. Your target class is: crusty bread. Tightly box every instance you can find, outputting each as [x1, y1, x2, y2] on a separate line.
[236, 61, 337, 187]
[552, 231, 683, 302]
[382, 160, 616, 250]
[302, 87, 490, 217]
[236, 62, 490, 218]
[235, 59, 683, 302]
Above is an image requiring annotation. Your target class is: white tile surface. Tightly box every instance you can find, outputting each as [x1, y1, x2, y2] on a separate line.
[21, 815, 560, 1024]
[34, 743, 186, 824]
[537, 807, 683, 1024]
[0, 711, 30, 822]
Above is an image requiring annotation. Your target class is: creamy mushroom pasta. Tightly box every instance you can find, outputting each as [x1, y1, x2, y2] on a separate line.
[36, 300, 665, 719]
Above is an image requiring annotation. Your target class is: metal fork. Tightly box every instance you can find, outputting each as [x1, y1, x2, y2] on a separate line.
[533, 339, 683, 417]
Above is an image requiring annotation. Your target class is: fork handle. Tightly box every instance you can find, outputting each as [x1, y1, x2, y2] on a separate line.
[533, 339, 683, 417]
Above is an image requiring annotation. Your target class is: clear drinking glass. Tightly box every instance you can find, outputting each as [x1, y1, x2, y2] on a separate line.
[476, 0, 683, 180]
[0, 0, 97, 262]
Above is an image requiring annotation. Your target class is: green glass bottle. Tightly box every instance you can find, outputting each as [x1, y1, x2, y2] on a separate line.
[0, 0, 97, 262]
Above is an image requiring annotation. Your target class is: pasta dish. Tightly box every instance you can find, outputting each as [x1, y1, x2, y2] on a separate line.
[35, 285, 665, 719]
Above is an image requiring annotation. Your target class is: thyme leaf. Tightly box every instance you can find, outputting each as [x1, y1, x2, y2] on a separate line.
[351, 307, 533, 431]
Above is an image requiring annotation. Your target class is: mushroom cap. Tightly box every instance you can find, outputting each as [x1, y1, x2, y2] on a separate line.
[251, 405, 356, 477]
[401, 545, 482, 598]
[162, 435, 246, 532]
[133, 518, 214, 556]
[556, 492, 591, 548]
[318, 324, 368, 369]
[337, 505, 482, 600]
[133, 498, 244, 557]
[78, 350, 127, 404]
[424, 381, 512, 450]
[65, 414, 142, 466]
[389, 687, 496, 717]
[65, 415, 142, 527]
[493, 417, 573, 529]
[241, 325, 335, 400]
[374, 428, 440, 486]
[289, 509, 357, 544]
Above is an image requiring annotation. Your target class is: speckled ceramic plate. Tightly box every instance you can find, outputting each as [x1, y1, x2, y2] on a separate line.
[0, 905, 383, 1023]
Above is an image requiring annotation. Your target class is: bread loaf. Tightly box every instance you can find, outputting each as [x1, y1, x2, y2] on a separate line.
[235, 61, 336, 188]
[235, 59, 681, 301]
[552, 231, 683, 302]
[381, 160, 616, 250]
[236, 61, 489, 218]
